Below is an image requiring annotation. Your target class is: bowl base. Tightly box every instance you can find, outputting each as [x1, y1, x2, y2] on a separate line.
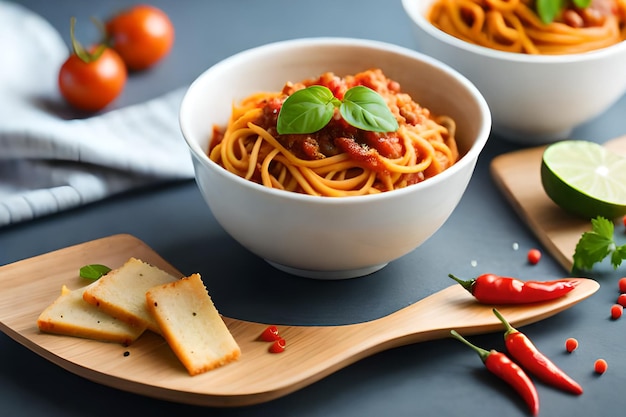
[266, 260, 388, 280]
[494, 125, 574, 145]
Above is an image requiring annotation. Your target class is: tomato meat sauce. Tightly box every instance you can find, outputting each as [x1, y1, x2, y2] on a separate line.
[210, 69, 450, 191]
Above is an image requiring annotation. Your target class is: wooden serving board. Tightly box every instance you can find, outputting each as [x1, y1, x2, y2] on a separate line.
[0, 234, 600, 407]
[490, 136, 626, 272]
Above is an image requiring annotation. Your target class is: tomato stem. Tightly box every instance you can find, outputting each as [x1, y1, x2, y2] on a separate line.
[68, 17, 106, 63]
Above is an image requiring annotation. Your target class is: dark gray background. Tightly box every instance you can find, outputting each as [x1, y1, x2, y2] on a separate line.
[2, 1, 626, 416]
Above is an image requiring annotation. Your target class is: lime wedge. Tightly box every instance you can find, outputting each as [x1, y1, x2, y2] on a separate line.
[541, 140, 626, 220]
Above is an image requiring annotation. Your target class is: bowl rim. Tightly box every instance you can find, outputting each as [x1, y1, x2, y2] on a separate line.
[401, 0, 626, 64]
[179, 37, 491, 205]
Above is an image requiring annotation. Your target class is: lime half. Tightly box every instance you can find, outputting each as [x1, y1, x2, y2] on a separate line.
[541, 140, 626, 219]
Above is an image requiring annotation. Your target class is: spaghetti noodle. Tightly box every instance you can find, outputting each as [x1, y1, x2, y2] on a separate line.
[428, 0, 626, 54]
[208, 69, 458, 197]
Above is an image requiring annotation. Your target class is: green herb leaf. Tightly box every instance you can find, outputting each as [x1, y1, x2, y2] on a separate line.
[79, 264, 111, 280]
[572, 0, 592, 8]
[536, 0, 566, 24]
[276, 85, 398, 135]
[572, 217, 626, 271]
[536, 0, 592, 24]
[612, 245, 626, 269]
[340, 86, 399, 133]
[276, 86, 338, 134]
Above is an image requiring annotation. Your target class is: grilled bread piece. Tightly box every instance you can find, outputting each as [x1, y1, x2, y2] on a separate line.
[146, 273, 241, 375]
[83, 257, 178, 333]
[37, 284, 146, 345]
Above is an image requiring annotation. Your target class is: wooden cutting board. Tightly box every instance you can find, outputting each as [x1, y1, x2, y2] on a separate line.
[490, 135, 626, 272]
[0, 234, 599, 407]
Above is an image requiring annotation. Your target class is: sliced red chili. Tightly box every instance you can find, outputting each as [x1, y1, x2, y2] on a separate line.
[259, 325, 281, 342]
[269, 338, 286, 354]
[449, 273, 578, 304]
[450, 330, 539, 416]
[493, 309, 583, 396]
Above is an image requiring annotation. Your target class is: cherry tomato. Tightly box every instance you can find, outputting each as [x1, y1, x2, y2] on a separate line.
[58, 18, 127, 112]
[106, 4, 174, 71]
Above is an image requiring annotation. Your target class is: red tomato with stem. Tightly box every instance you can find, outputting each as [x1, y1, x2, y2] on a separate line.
[58, 18, 127, 112]
[106, 4, 174, 71]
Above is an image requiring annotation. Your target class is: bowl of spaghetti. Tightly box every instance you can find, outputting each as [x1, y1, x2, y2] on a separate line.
[180, 38, 490, 279]
[402, 0, 626, 143]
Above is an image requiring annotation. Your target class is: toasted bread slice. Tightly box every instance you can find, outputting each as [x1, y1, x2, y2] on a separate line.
[82, 257, 178, 332]
[146, 273, 241, 376]
[37, 284, 146, 345]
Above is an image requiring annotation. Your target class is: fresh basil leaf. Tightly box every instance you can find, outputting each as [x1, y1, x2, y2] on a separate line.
[536, 0, 566, 24]
[276, 84, 398, 134]
[79, 264, 111, 280]
[340, 86, 399, 133]
[572, 0, 591, 8]
[276, 86, 338, 134]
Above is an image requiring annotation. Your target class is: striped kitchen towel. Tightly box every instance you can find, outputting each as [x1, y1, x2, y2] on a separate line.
[0, 1, 194, 227]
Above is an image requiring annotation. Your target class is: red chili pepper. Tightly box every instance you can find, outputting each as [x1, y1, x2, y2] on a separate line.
[449, 273, 578, 304]
[450, 330, 539, 416]
[493, 309, 583, 396]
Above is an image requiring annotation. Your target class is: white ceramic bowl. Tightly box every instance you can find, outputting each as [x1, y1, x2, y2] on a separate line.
[402, 0, 626, 144]
[180, 38, 490, 279]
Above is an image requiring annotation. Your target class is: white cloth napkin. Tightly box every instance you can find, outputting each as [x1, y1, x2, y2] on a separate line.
[0, 1, 194, 227]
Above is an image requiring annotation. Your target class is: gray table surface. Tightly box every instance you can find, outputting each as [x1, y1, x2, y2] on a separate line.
[2, 1, 626, 416]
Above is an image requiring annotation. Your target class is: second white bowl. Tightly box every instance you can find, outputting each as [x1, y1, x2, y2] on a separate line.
[402, 0, 626, 144]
